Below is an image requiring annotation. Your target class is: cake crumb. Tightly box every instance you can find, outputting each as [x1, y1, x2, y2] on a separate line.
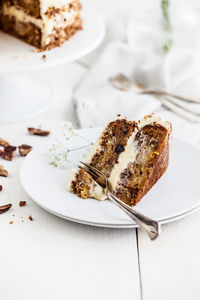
[9, 221, 13, 224]
[42, 54, 46, 61]
[19, 201, 27, 207]
[29, 215, 33, 221]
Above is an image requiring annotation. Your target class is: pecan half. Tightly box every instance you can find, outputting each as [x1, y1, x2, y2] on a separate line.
[0, 145, 17, 161]
[28, 127, 50, 136]
[0, 165, 8, 177]
[0, 138, 9, 147]
[19, 144, 32, 156]
[0, 203, 12, 214]
[19, 201, 26, 207]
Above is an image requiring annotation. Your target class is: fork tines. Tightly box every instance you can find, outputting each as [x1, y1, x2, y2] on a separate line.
[78, 161, 106, 188]
[80, 161, 102, 175]
[78, 164, 99, 180]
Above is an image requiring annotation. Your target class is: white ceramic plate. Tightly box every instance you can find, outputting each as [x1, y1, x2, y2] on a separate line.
[20, 127, 200, 228]
[0, 10, 105, 74]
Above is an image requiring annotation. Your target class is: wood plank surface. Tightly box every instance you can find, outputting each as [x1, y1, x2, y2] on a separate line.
[0, 64, 141, 300]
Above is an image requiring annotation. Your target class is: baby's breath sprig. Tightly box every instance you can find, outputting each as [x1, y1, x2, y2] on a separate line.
[161, 0, 173, 52]
[47, 122, 93, 168]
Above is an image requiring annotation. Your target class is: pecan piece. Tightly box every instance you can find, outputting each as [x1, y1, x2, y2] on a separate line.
[0, 145, 17, 161]
[0, 138, 9, 147]
[19, 144, 32, 156]
[0, 165, 8, 177]
[19, 201, 26, 207]
[28, 215, 33, 221]
[0, 203, 12, 214]
[28, 127, 50, 136]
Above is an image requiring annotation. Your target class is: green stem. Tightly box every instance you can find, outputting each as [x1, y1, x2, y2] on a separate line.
[162, 0, 171, 31]
[161, 0, 173, 52]
[54, 144, 92, 157]
[76, 134, 94, 145]
[69, 145, 92, 152]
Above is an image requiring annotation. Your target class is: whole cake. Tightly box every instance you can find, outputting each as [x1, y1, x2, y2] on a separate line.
[0, 0, 82, 49]
[67, 114, 172, 206]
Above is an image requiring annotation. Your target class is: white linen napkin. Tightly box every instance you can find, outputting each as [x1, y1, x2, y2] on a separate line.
[74, 4, 200, 128]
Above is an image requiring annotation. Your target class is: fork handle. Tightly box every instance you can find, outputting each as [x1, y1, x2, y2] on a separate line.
[142, 89, 200, 104]
[108, 192, 160, 240]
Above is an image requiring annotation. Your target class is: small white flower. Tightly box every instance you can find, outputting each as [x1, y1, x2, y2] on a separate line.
[46, 122, 93, 169]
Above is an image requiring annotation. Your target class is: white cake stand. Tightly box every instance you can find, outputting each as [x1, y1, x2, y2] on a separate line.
[0, 10, 105, 124]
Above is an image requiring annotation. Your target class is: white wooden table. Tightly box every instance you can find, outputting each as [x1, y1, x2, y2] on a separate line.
[1, 0, 200, 298]
[1, 62, 200, 300]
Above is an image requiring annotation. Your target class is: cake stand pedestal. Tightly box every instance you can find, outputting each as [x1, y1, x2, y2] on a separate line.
[0, 10, 105, 124]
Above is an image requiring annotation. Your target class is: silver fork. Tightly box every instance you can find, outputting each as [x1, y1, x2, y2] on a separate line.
[78, 161, 160, 241]
[109, 73, 200, 123]
[109, 73, 200, 104]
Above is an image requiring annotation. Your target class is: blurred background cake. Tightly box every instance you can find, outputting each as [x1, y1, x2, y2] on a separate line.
[0, 0, 82, 49]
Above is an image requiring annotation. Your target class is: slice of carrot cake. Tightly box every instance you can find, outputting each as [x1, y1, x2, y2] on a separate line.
[67, 114, 172, 206]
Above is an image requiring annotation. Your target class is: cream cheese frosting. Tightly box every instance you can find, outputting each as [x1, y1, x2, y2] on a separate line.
[109, 130, 138, 190]
[138, 114, 172, 131]
[39, 0, 72, 14]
